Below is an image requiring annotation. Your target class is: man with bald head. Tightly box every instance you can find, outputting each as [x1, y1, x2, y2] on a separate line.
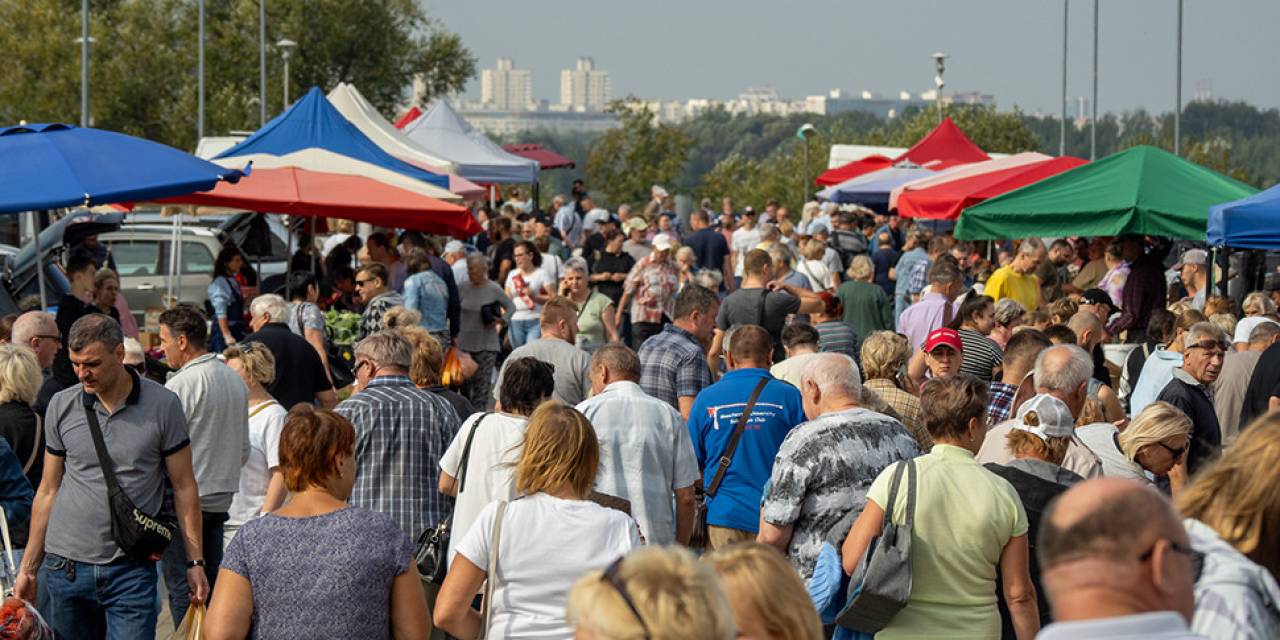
[1036, 478, 1204, 639]
[1066, 311, 1125, 422]
[978, 344, 1103, 478]
[11, 311, 62, 415]
[758, 352, 920, 580]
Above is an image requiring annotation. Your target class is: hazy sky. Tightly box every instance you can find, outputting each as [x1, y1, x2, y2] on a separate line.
[421, 0, 1279, 115]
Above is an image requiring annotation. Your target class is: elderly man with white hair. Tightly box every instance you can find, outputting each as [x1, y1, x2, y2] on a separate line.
[758, 352, 921, 581]
[242, 293, 336, 410]
[1155, 321, 1226, 474]
[978, 343, 1103, 478]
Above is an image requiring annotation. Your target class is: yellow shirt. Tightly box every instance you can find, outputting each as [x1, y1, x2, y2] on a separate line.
[867, 445, 1029, 639]
[984, 265, 1041, 311]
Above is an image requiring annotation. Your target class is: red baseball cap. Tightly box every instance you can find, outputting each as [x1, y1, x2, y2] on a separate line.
[925, 328, 963, 354]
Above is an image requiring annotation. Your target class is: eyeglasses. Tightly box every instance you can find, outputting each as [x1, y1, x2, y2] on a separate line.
[513, 252, 529, 258]
[1139, 539, 1204, 582]
[601, 557, 650, 639]
[1157, 440, 1189, 460]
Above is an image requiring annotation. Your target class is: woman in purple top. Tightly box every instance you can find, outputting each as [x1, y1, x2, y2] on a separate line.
[205, 407, 429, 639]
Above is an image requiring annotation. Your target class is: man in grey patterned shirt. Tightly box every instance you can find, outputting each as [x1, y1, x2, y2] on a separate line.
[759, 352, 921, 581]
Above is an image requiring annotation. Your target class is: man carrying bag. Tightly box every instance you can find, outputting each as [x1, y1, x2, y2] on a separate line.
[13, 315, 206, 639]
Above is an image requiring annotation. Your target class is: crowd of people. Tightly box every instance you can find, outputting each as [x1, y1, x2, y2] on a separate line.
[0, 184, 1277, 639]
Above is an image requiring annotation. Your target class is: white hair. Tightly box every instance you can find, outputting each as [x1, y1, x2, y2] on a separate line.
[800, 353, 862, 402]
[1185, 321, 1228, 347]
[1033, 344, 1093, 393]
[249, 294, 288, 322]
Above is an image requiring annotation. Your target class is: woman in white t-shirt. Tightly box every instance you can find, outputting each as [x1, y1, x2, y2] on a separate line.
[435, 401, 641, 640]
[797, 238, 838, 291]
[222, 343, 290, 545]
[505, 240, 554, 348]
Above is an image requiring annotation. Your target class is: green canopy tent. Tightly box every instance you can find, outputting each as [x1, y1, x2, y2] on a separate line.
[954, 145, 1258, 241]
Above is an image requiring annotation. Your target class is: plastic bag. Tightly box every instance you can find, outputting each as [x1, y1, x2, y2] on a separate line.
[167, 604, 203, 640]
[0, 596, 53, 640]
[443, 346, 475, 388]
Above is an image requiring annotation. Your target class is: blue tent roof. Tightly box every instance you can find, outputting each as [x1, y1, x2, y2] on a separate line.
[816, 166, 934, 209]
[1208, 182, 1280, 249]
[216, 87, 448, 189]
[401, 100, 538, 184]
[0, 123, 242, 214]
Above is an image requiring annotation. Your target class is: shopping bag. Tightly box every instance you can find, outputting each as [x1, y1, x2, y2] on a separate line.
[167, 604, 203, 640]
[442, 346, 474, 388]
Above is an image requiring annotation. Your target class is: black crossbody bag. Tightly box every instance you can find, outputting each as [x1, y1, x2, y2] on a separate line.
[689, 378, 769, 549]
[81, 394, 176, 562]
[416, 412, 490, 586]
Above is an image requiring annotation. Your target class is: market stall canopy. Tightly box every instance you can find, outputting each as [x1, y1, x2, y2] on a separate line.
[326, 83, 456, 173]
[155, 166, 480, 237]
[400, 100, 539, 184]
[215, 87, 449, 189]
[955, 145, 1258, 241]
[502, 143, 575, 170]
[1208, 182, 1280, 249]
[898, 155, 1087, 220]
[212, 148, 461, 203]
[889, 152, 1053, 210]
[893, 117, 990, 167]
[816, 165, 935, 209]
[0, 123, 242, 213]
[815, 154, 893, 187]
[394, 106, 422, 130]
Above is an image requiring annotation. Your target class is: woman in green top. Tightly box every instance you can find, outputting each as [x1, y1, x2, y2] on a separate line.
[560, 258, 618, 353]
[842, 375, 1040, 639]
[836, 255, 895, 340]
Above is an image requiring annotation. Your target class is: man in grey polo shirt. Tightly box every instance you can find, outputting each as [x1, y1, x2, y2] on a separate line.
[14, 314, 207, 639]
[158, 305, 249, 628]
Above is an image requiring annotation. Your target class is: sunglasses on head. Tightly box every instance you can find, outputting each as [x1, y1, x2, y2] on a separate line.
[601, 557, 650, 639]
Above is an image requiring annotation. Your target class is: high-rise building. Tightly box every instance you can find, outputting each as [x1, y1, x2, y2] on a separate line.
[559, 57, 611, 111]
[480, 57, 534, 111]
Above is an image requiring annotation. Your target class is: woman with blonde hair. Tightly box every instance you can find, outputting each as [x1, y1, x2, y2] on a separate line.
[396, 324, 474, 421]
[705, 542, 823, 640]
[797, 238, 837, 291]
[222, 342, 289, 546]
[860, 331, 930, 450]
[1176, 413, 1280, 639]
[434, 402, 640, 639]
[0, 343, 44, 497]
[1076, 400, 1191, 491]
[568, 546, 736, 640]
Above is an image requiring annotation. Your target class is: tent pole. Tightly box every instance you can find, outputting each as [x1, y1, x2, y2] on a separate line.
[284, 215, 294, 300]
[175, 214, 184, 308]
[309, 216, 317, 275]
[1205, 247, 1215, 299]
[1219, 246, 1230, 297]
[32, 211, 46, 312]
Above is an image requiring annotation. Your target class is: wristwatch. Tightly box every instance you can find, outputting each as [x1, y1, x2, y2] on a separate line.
[186, 559, 206, 568]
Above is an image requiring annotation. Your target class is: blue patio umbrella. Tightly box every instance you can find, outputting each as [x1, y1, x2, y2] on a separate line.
[0, 122, 242, 308]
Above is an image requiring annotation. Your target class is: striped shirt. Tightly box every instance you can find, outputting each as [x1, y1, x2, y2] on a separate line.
[958, 328, 1004, 382]
[816, 320, 859, 359]
[335, 376, 462, 538]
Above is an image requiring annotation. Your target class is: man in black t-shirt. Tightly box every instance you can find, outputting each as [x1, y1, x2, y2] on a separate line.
[1241, 338, 1280, 428]
[716, 249, 824, 363]
[242, 294, 337, 410]
[683, 210, 732, 289]
[589, 231, 634, 304]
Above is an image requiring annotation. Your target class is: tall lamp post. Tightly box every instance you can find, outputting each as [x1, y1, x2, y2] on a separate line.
[797, 123, 817, 205]
[277, 39, 297, 108]
[197, 0, 205, 140]
[1174, 0, 1183, 156]
[1091, 0, 1099, 161]
[1060, 0, 1068, 156]
[931, 52, 948, 123]
[259, 0, 267, 126]
[78, 0, 90, 127]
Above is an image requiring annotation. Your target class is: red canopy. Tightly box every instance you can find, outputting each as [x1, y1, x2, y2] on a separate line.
[501, 143, 575, 170]
[156, 166, 481, 237]
[894, 117, 990, 167]
[393, 106, 422, 130]
[897, 156, 1088, 220]
[814, 154, 894, 187]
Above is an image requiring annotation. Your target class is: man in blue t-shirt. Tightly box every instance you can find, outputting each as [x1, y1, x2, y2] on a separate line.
[684, 209, 732, 290]
[688, 324, 805, 549]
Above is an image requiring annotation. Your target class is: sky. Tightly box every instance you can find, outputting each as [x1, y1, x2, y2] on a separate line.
[421, 0, 1279, 116]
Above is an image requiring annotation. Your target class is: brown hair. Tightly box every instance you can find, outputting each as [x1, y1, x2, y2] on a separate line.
[515, 402, 599, 498]
[726, 324, 772, 365]
[398, 325, 443, 387]
[540, 296, 579, 328]
[279, 406, 356, 492]
[1005, 430, 1070, 463]
[743, 249, 772, 276]
[919, 374, 988, 441]
[357, 262, 389, 288]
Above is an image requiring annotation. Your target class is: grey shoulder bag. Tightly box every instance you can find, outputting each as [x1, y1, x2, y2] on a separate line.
[836, 458, 917, 633]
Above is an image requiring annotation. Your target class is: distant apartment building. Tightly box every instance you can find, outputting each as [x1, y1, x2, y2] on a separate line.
[559, 57, 612, 111]
[480, 57, 535, 111]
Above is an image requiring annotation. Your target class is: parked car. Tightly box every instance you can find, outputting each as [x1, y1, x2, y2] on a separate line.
[0, 210, 124, 315]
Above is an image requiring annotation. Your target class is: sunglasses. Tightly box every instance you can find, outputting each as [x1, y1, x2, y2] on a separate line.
[1140, 539, 1204, 583]
[33, 334, 61, 343]
[1158, 440, 1188, 460]
[1186, 341, 1227, 357]
[601, 557, 649, 639]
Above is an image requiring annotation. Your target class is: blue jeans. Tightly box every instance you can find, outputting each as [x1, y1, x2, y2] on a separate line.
[509, 318, 541, 349]
[40, 553, 158, 640]
[160, 510, 228, 629]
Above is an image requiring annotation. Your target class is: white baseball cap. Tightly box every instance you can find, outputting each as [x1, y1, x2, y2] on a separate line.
[652, 233, 675, 251]
[1013, 394, 1075, 441]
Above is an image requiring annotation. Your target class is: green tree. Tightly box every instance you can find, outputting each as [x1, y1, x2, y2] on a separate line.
[585, 99, 691, 208]
[866, 104, 1041, 154]
[0, 0, 475, 152]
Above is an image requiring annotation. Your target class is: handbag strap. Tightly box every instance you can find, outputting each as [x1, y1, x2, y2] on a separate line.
[481, 500, 508, 638]
[706, 377, 770, 498]
[456, 412, 491, 495]
[80, 393, 125, 497]
[23, 414, 42, 475]
[881, 459, 918, 544]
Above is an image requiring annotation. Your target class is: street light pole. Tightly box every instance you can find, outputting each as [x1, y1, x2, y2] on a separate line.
[197, 0, 205, 141]
[1061, 0, 1068, 156]
[259, 0, 267, 125]
[80, 0, 89, 127]
[797, 124, 816, 205]
[1174, 0, 1183, 156]
[1091, 0, 1099, 161]
[931, 52, 948, 124]
[277, 39, 297, 107]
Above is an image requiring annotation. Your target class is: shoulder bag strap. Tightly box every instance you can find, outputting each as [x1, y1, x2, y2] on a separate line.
[456, 412, 491, 495]
[756, 289, 768, 328]
[706, 377, 770, 498]
[903, 459, 918, 531]
[80, 394, 124, 498]
[23, 415, 42, 475]
[881, 460, 909, 528]
[481, 500, 508, 639]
